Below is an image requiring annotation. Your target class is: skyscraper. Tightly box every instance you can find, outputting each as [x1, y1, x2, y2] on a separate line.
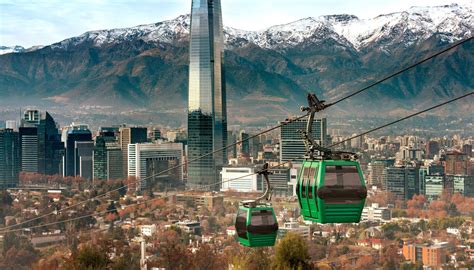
[187, 0, 227, 189]
[64, 125, 92, 177]
[0, 129, 20, 189]
[19, 110, 63, 175]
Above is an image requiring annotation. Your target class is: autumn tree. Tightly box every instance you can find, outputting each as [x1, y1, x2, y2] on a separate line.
[272, 232, 311, 270]
[155, 230, 190, 270]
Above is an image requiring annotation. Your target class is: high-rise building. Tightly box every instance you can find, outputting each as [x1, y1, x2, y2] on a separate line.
[424, 175, 445, 200]
[75, 141, 93, 180]
[128, 142, 183, 190]
[425, 141, 440, 158]
[19, 127, 38, 172]
[0, 120, 5, 129]
[447, 175, 474, 197]
[18, 110, 63, 175]
[187, 0, 227, 190]
[0, 129, 20, 188]
[65, 125, 92, 177]
[93, 132, 123, 182]
[268, 167, 292, 197]
[443, 152, 471, 175]
[280, 118, 327, 163]
[368, 159, 395, 186]
[382, 166, 419, 200]
[119, 127, 148, 178]
[239, 131, 250, 156]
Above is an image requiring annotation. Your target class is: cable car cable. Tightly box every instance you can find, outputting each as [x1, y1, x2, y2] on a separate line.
[3, 37, 470, 232]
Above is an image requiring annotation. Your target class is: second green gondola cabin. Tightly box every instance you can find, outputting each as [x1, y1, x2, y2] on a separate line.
[235, 204, 278, 247]
[296, 159, 367, 223]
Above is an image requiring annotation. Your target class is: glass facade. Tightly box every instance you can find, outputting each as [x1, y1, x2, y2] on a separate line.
[187, 0, 227, 189]
[280, 118, 327, 162]
[0, 129, 20, 189]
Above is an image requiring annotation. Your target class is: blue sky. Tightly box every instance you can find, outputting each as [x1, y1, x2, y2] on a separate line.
[0, 0, 470, 47]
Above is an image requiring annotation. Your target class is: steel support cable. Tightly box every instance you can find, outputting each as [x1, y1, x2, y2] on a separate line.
[3, 37, 471, 232]
[3, 91, 473, 233]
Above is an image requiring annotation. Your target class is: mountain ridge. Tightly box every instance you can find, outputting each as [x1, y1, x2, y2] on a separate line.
[0, 3, 472, 125]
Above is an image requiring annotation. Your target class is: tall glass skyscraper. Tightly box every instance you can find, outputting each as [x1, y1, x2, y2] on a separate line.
[187, 0, 227, 189]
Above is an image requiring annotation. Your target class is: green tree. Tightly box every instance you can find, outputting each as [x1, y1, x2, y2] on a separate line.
[272, 232, 311, 270]
[382, 223, 401, 240]
[66, 244, 110, 270]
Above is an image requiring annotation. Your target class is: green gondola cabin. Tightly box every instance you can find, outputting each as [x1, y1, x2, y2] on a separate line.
[235, 204, 278, 247]
[296, 159, 367, 223]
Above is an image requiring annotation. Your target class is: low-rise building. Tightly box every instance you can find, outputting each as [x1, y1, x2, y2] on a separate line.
[361, 203, 391, 222]
[140, 224, 157, 237]
[278, 219, 310, 239]
[402, 241, 449, 268]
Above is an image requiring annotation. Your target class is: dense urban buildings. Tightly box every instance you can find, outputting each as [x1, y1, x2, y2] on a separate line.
[187, 0, 227, 190]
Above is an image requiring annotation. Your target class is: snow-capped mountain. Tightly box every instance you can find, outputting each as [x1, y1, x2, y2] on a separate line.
[0, 3, 472, 124]
[46, 3, 472, 52]
[0, 45, 25, 55]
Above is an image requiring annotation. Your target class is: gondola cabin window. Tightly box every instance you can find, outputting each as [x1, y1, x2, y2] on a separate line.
[248, 210, 278, 234]
[236, 209, 248, 239]
[323, 165, 363, 204]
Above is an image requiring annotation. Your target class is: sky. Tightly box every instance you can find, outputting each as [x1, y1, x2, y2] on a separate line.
[0, 0, 471, 47]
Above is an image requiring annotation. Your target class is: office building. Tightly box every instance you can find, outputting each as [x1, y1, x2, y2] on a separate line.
[119, 127, 147, 179]
[239, 131, 250, 156]
[368, 159, 395, 186]
[128, 142, 183, 190]
[19, 127, 38, 172]
[425, 141, 440, 158]
[280, 118, 327, 162]
[64, 125, 92, 177]
[361, 203, 391, 222]
[402, 242, 448, 268]
[93, 128, 122, 181]
[220, 166, 262, 192]
[447, 174, 474, 197]
[443, 152, 471, 175]
[278, 220, 310, 239]
[18, 110, 63, 175]
[424, 175, 445, 200]
[268, 167, 292, 197]
[75, 141, 93, 180]
[0, 129, 20, 188]
[187, 0, 227, 189]
[382, 166, 419, 200]
[0, 121, 5, 129]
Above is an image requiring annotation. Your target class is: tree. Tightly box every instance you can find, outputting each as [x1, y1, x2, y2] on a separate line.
[381, 245, 403, 270]
[66, 244, 110, 270]
[381, 223, 401, 240]
[272, 232, 311, 270]
[156, 230, 190, 270]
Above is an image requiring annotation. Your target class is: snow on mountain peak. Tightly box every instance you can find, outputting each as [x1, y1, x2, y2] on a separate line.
[27, 3, 474, 52]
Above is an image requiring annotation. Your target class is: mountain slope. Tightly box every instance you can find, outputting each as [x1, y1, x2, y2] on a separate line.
[0, 4, 472, 124]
